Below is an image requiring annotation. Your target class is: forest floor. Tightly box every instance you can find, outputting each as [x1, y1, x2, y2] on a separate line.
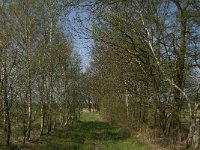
[2, 112, 150, 150]
[38, 112, 150, 150]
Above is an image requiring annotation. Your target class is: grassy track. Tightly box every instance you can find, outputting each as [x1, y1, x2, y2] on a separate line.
[33, 112, 150, 150]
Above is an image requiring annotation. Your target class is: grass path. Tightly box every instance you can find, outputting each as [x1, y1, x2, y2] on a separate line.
[38, 112, 150, 150]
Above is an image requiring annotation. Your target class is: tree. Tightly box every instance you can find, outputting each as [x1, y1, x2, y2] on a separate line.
[85, 0, 200, 148]
[0, 0, 82, 147]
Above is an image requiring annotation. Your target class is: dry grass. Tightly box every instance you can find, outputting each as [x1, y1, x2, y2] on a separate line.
[135, 126, 186, 150]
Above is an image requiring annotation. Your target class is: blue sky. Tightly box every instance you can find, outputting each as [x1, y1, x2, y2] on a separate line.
[67, 7, 93, 72]
[74, 37, 93, 72]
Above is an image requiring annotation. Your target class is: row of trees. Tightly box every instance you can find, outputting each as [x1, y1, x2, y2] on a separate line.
[0, 0, 82, 146]
[84, 0, 200, 149]
[1, 0, 200, 149]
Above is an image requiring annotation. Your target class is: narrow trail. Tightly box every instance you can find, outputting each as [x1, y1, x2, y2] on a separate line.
[36, 112, 149, 150]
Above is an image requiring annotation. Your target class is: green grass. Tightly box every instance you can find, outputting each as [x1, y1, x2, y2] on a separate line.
[101, 138, 149, 150]
[80, 112, 101, 122]
[32, 112, 150, 150]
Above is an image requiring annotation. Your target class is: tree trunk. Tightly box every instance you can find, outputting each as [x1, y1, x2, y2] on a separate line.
[26, 24, 32, 141]
[3, 48, 11, 146]
[40, 100, 44, 137]
[26, 73, 32, 140]
[125, 90, 129, 119]
[173, 1, 188, 143]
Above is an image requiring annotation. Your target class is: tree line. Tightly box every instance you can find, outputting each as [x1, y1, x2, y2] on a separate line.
[0, 0, 82, 147]
[1, 0, 200, 149]
[82, 0, 200, 149]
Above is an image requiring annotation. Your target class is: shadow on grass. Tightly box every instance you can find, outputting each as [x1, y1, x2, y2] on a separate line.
[41, 121, 131, 150]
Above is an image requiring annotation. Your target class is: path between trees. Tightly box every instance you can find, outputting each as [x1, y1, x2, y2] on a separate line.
[30, 112, 149, 150]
